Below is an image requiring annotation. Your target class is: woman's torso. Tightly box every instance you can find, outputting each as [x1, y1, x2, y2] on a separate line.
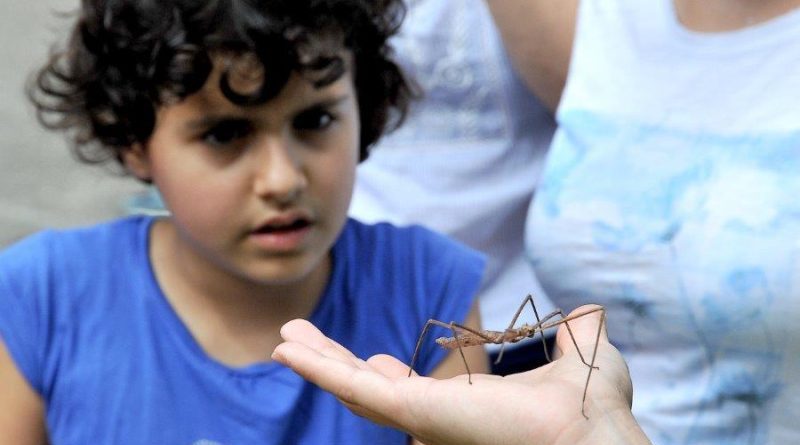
[526, 1, 800, 443]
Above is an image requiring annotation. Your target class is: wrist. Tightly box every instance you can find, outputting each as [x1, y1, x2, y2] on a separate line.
[570, 403, 651, 445]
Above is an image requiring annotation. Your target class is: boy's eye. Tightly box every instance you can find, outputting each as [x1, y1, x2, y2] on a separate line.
[201, 120, 253, 146]
[293, 108, 336, 131]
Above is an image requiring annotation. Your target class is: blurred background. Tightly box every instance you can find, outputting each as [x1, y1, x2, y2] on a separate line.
[0, 0, 147, 247]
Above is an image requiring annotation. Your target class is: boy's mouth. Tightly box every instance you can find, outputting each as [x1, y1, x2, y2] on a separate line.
[249, 213, 314, 252]
[253, 218, 311, 234]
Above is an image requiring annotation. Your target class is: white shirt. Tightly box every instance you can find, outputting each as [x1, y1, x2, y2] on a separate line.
[350, 0, 557, 335]
[526, 1, 800, 442]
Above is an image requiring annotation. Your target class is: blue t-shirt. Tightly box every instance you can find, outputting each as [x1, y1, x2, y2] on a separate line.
[0, 216, 485, 444]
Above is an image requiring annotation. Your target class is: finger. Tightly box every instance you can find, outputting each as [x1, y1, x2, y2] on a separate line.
[272, 341, 371, 392]
[272, 342, 406, 428]
[279, 319, 369, 369]
[272, 340, 354, 378]
[280, 319, 329, 345]
[366, 354, 418, 378]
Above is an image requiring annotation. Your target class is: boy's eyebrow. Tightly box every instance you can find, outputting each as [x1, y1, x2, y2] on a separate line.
[184, 114, 250, 132]
[183, 95, 351, 131]
[301, 95, 351, 110]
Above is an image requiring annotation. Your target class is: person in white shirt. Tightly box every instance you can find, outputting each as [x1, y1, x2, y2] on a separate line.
[350, 0, 559, 374]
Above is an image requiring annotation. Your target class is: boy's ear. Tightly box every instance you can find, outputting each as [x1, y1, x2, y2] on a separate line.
[122, 143, 152, 181]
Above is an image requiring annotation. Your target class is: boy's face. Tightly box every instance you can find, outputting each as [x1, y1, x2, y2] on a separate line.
[126, 59, 359, 288]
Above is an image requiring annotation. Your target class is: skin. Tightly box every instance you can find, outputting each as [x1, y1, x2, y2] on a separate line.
[468, 0, 800, 444]
[273, 304, 652, 445]
[124, 61, 360, 366]
[483, 0, 577, 113]
[132, 57, 489, 444]
[672, 0, 800, 32]
[0, 56, 488, 444]
[0, 339, 48, 444]
[483, 0, 800, 113]
[7, 2, 798, 443]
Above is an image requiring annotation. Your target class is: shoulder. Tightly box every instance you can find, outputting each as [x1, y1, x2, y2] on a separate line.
[341, 218, 485, 265]
[0, 216, 153, 296]
[342, 218, 473, 250]
[336, 218, 486, 300]
[1, 216, 150, 262]
[0, 216, 154, 400]
[331, 219, 486, 372]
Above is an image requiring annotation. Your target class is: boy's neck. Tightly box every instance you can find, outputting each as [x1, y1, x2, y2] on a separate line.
[148, 219, 329, 367]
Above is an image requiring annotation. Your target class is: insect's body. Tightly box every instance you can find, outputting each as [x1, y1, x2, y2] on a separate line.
[409, 294, 606, 419]
[436, 325, 542, 349]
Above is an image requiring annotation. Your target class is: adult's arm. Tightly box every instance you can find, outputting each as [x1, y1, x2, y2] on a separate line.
[484, 0, 578, 112]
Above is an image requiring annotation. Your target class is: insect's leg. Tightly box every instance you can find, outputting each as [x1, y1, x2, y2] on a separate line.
[495, 294, 555, 364]
[495, 294, 532, 364]
[541, 307, 607, 420]
[440, 322, 504, 383]
[448, 322, 473, 384]
[427, 321, 502, 383]
[579, 307, 606, 420]
[536, 306, 606, 419]
[541, 306, 605, 370]
[408, 319, 480, 384]
[409, 319, 452, 377]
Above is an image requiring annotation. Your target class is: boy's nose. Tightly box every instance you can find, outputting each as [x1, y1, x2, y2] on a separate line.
[252, 138, 307, 204]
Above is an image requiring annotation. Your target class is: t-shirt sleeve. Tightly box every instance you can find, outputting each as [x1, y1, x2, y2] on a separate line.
[409, 226, 486, 376]
[0, 232, 55, 395]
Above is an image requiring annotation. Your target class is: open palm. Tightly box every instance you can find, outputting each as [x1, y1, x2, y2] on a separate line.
[272, 305, 651, 445]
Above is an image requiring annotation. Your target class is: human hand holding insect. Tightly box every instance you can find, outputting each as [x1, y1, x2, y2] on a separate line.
[272, 304, 653, 445]
[408, 295, 604, 419]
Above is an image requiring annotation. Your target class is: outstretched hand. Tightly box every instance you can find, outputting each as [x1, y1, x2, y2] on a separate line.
[272, 305, 651, 445]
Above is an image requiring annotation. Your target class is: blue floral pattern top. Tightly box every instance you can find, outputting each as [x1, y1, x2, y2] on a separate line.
[525, 1, 800, 443]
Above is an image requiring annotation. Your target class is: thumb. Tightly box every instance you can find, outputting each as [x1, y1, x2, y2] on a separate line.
[553, 304, 607, 358]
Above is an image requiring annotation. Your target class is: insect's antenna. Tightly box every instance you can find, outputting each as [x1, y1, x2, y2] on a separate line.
[409, 319, 474, 383]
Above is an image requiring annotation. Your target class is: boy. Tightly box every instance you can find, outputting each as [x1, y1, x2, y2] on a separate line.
[0, 1, 488, 443]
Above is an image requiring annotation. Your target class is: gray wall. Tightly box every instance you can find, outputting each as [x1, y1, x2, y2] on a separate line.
[0, 1, 147, 246]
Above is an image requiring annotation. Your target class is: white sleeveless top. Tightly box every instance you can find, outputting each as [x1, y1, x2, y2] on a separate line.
[350, 0, 557, 332]
[526, 0, 800, 443]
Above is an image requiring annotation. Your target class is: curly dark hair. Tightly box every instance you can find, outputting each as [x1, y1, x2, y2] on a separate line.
[29, 0, 414, 169]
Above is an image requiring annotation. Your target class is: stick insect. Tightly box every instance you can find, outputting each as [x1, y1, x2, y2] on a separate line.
[408, 294, 606, 419]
